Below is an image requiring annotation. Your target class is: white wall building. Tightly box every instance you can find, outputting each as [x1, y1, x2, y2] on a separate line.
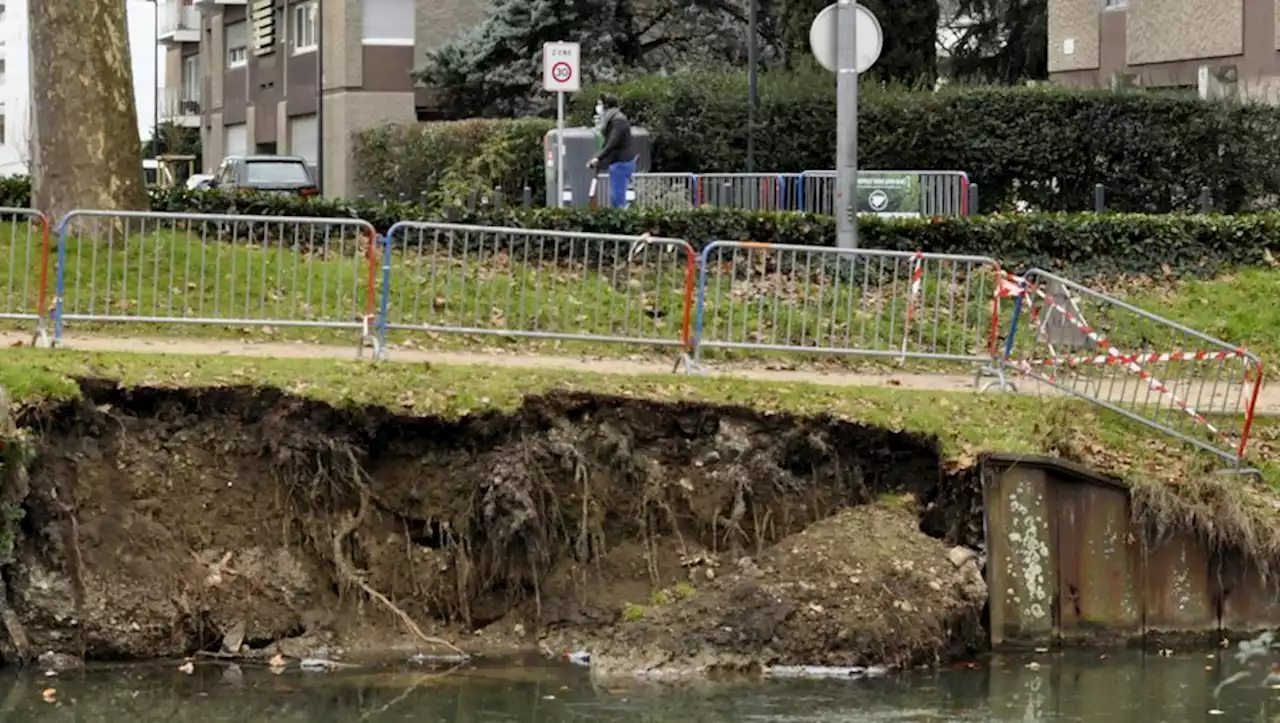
[0, 0, 162, 177]
[0, 0, 31, 177]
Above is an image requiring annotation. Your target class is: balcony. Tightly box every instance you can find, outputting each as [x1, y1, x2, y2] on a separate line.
[158, 86, 202, 128]
[158, 0, 201, 44]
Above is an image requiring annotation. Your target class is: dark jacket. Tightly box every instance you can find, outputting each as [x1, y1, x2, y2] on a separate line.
[595, 108, 638, 168]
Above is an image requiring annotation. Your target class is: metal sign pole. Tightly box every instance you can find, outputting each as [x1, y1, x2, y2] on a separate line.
[835, 0, 858, 249]
[556, 90, 566, 208]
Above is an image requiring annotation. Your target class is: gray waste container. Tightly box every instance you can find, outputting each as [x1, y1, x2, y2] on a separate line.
[543, 126, 652, 208]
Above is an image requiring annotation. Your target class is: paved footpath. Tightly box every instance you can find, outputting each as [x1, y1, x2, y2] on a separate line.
[4, 332, 1276, 417]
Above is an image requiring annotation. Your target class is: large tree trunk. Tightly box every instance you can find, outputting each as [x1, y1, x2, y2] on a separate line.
[29, 0, 149, 222]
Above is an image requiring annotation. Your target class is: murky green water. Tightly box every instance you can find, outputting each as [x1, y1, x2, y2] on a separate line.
[1, 650, 1277, 721]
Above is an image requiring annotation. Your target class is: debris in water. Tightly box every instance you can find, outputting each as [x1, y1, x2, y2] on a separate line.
[300, 658, 359, 672]
[765, 665, 887, 680]
[409, 653, 470, 665]
[566, 650, 591, 667]
[178, 661, 195, 675]
[268, 653, 287, 673]
[41, 688, 56, 703]
[1025, 662, 1041, 671]
[1209, 709, 1225, 716]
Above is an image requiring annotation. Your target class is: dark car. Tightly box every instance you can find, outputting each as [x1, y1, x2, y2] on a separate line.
[208, 155, 319, 197]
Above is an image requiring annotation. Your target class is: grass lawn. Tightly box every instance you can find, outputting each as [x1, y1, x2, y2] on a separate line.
[0, 218, 1273, 380]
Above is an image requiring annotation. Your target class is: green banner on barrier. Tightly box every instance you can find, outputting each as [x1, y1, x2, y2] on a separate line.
[856, 173, 921, 218]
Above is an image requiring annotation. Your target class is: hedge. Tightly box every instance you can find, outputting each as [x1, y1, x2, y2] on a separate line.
[5, 181, 1274, 280]
[148, 186, 1279, 281]
[350, 74, 1280, 215]
[350, 118, 553, 208]
[571, 75, 1280, 215]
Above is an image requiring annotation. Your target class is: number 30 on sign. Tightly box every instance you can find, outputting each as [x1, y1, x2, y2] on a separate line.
[542, 42, 581, 93]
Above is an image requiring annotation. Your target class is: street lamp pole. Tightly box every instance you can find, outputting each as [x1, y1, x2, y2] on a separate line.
[152, 0, 160, 160]
[315, 0, 324, 194]
[746, 0, 757, 172]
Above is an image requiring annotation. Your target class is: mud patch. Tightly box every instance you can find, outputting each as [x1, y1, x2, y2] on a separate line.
[0, 382, 985, 667]
[588, 504, 987, 681]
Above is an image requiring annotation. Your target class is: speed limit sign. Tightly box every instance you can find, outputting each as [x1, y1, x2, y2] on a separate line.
[551, 62, 573, 84]
[542, 42, 581, 92]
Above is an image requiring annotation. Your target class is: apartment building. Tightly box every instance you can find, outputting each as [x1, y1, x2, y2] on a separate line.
[157, 0, 486, 197]
[1049, 0, 1280, 101]
[0, 0, 30, 177]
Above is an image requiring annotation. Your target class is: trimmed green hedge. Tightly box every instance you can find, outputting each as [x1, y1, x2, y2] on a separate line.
[146, 187, 1279, 281]
[350, 118, 553, 208]
[348, 73, 1280, 214]
[569, 74, 1280, 214]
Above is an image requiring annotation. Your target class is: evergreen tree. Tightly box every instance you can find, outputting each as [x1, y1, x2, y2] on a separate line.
[777, 0, 938, 86]
[417, 0, 752, 117]
[943, 0, 1047, 83]
[417, 0, 620, 117]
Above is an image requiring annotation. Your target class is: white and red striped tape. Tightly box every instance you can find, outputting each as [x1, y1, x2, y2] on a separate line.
[1019, 349, 1248, 368]
[900, 251, 924, 362]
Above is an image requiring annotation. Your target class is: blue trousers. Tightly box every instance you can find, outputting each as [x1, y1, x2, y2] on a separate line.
[608, 159, 637, 209]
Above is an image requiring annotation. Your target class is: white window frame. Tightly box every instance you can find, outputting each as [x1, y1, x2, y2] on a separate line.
[362, 0, 414, 46]
[226, 21, 248, 69]
[291, 1, 318, 55]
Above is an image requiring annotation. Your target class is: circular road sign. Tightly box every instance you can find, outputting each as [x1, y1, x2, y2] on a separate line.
[809, 3, 884, 75]
[551, 61, 573, 84]
[867, 189, 890, 211]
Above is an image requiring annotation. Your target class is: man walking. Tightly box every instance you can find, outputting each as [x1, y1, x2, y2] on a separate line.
[588, 93, 638, 209]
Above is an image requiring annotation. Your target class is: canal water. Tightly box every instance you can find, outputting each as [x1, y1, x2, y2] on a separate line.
[0, 648, 1276, 721]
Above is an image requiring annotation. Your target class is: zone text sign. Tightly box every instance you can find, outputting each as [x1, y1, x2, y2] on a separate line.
[542, 42, 581, 93]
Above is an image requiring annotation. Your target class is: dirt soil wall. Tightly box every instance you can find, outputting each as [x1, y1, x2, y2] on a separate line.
[0, 381, 988, 673]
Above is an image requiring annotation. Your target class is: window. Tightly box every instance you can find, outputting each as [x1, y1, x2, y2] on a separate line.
[291, 1, 318, 54]
[226, 21, 248, 68]
[362, 0, 414, 45]
[246, 160, 313, 185]
[182, 55, 199, 102]
[0, 115, 6, 146]
[1102, 0, 1127, 8]
[0, 59, 6, 85]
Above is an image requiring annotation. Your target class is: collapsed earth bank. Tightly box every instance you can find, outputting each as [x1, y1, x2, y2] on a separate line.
[0, 381, 989, 675]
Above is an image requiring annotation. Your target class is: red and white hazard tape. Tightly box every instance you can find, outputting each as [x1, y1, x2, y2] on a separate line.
[996, 271, 1237, 442]
[900, 251, 924, 362]
[1018, 349, 1248, 368]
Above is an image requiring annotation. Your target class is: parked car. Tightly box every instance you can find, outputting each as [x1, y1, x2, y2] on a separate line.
[207, 155, 319, 197]
[186, 173, 215, 191]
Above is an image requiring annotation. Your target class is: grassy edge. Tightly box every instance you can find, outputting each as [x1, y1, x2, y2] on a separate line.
[2, 348, 1277, 568]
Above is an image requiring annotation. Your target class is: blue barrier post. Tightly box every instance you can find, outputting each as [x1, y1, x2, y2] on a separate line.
[376, 225, 399, 360]
[52, 213, 71, 346]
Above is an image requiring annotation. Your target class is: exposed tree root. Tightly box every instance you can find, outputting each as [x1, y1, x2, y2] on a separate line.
[0, 577, 29, 664]
[333, 450, 467, 659]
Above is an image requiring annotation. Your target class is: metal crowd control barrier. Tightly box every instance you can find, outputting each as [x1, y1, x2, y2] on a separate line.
[799, 170, 972, 216]
[999, 268, 1264, 465]
[52, 211, 380, 353]
[377, 222, 698, 366]
[695, 173, 794, 211]
[0, 207, 53, 344]
[594, 172, 697, 210]
[690, 241, 1011, 388]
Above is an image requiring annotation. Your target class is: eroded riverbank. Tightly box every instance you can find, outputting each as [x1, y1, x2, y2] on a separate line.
[0, 352, 1274, 679]
[0, 381, 989, 675]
